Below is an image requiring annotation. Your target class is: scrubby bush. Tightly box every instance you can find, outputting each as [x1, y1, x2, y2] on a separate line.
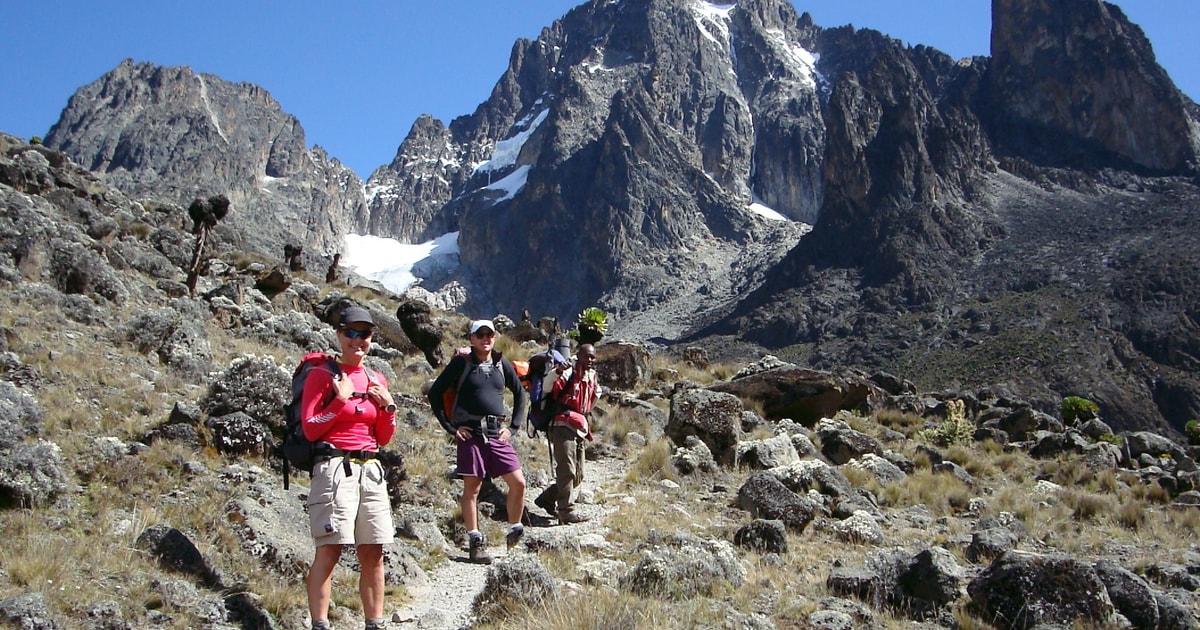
[1062, 396, 1099, 424]
[201, 354, 289, 424]
[916, 399, 974, 446]
[1185, 420, 1200, 446]
[0, 380, 44, 450]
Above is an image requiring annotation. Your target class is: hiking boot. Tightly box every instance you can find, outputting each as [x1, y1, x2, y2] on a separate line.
[533, 492, 556, 515]
[468, 535, 492, 564]
[557, 510, 590, 525]
[505, 525, 524, 550]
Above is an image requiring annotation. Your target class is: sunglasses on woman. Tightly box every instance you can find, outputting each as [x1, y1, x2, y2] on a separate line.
[342, 328, 374, 340]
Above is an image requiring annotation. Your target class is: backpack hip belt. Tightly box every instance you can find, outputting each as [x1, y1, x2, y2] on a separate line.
[323, 448, 377, 461]
[315, 448, 379, 479]
[455, 414, 506, 442]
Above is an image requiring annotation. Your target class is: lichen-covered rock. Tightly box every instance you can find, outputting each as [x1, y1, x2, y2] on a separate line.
[737, 471, 820, 533]
[666, 388, 743, 465]
[968, 550, 1116, 629]
[621, 532, 745, 599]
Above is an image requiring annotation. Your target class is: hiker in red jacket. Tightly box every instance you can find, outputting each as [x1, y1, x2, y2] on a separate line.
[427, 319, 529, 564]
[300, 305, 397, 630]
[534, 343, 599, 524]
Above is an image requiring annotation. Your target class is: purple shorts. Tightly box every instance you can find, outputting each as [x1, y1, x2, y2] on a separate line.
[456, 435, 521, 479]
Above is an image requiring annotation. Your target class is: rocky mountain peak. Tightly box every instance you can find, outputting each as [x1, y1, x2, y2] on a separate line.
[44, 58, 367, 263]
[987, 0, 1200, 173]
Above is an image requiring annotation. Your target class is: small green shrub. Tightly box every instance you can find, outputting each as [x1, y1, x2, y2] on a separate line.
[1185, 420, 1200, 446]
[1062, 396, 1099, 424]
[916, 399, 974, 446]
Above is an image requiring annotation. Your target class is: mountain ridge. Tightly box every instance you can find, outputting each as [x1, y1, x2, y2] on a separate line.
[36, 0, 1200, 438]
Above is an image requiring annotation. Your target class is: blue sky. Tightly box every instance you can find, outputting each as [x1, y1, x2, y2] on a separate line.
[2, 1, 1195, 180]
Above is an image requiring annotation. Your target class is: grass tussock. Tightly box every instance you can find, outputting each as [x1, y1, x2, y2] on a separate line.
[473, 586, 693, 630]
[624, 438, 676, 485]
[595, 405, 663, 449]
[875, 408, 926, 438]
[878, 469, 973, 516]
[1062, 489, 1115, 523]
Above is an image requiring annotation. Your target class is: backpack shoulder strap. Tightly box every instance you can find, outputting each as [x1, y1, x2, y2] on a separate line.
[446, 355, 472, 418]
[554, 368, 575, 400]
[365, 366, 381, 386]
[454, 357, 471, 389]
[325, 358, 342, 378]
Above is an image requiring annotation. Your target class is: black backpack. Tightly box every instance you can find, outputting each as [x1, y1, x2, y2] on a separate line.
[281, 352, 346, 489]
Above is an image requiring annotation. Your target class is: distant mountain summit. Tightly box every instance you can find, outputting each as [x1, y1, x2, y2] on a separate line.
[703, 0, 1200, 435]
[987, 0, 1200, 172]
[38, 0, 1200, 436]
[45, 59, 368, 261]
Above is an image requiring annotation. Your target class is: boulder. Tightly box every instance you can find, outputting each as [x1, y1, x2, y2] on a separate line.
[710, 367, 884, 425]
[666, 389, 743, 466]
[968, 550, 1116, 629]
[594, 341, 652, 391]
[736, 471, 819, 533]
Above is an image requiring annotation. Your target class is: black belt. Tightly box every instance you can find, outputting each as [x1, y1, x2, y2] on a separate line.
[330, 449, 377, 460]
[318, 449, 378, 478]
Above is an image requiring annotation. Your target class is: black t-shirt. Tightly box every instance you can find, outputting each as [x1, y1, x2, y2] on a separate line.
[428, 352, 528, 434]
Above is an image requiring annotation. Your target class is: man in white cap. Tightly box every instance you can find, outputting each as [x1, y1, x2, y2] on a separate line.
[427, 319, 529, 563]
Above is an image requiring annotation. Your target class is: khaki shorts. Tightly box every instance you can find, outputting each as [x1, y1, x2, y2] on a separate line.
[307, 456, 394, 546]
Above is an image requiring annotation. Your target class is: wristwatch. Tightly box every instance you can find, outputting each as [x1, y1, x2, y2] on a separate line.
[384, 403, 397, 413]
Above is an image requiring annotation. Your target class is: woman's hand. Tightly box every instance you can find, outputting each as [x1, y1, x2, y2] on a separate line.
[366, 383, 394, 409]
[333, 375, 356, 401]
[498, 426, 511, 442]
[454, 426, 472, 442]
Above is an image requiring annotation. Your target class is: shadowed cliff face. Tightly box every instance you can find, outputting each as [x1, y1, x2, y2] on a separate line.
[695, 0, 1200, 437]
[986, 0, 1200, 173]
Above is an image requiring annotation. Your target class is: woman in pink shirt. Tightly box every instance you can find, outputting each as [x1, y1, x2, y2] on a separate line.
[300, 305, 397, 630]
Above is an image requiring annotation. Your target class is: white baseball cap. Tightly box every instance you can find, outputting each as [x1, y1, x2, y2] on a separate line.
[468, 319, 496, 335]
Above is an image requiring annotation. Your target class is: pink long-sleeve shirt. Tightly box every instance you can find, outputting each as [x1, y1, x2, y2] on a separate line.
[300, 362, 396, 451]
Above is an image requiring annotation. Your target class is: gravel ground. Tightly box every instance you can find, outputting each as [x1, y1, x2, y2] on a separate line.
[391, 452, 628, 629]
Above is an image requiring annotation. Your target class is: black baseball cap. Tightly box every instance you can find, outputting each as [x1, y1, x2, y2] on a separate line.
[338, 306, 375, 328]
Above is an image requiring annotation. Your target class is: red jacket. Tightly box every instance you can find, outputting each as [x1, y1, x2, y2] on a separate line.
[553, 366, 599, 415]
[300, 363, 396, 451]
